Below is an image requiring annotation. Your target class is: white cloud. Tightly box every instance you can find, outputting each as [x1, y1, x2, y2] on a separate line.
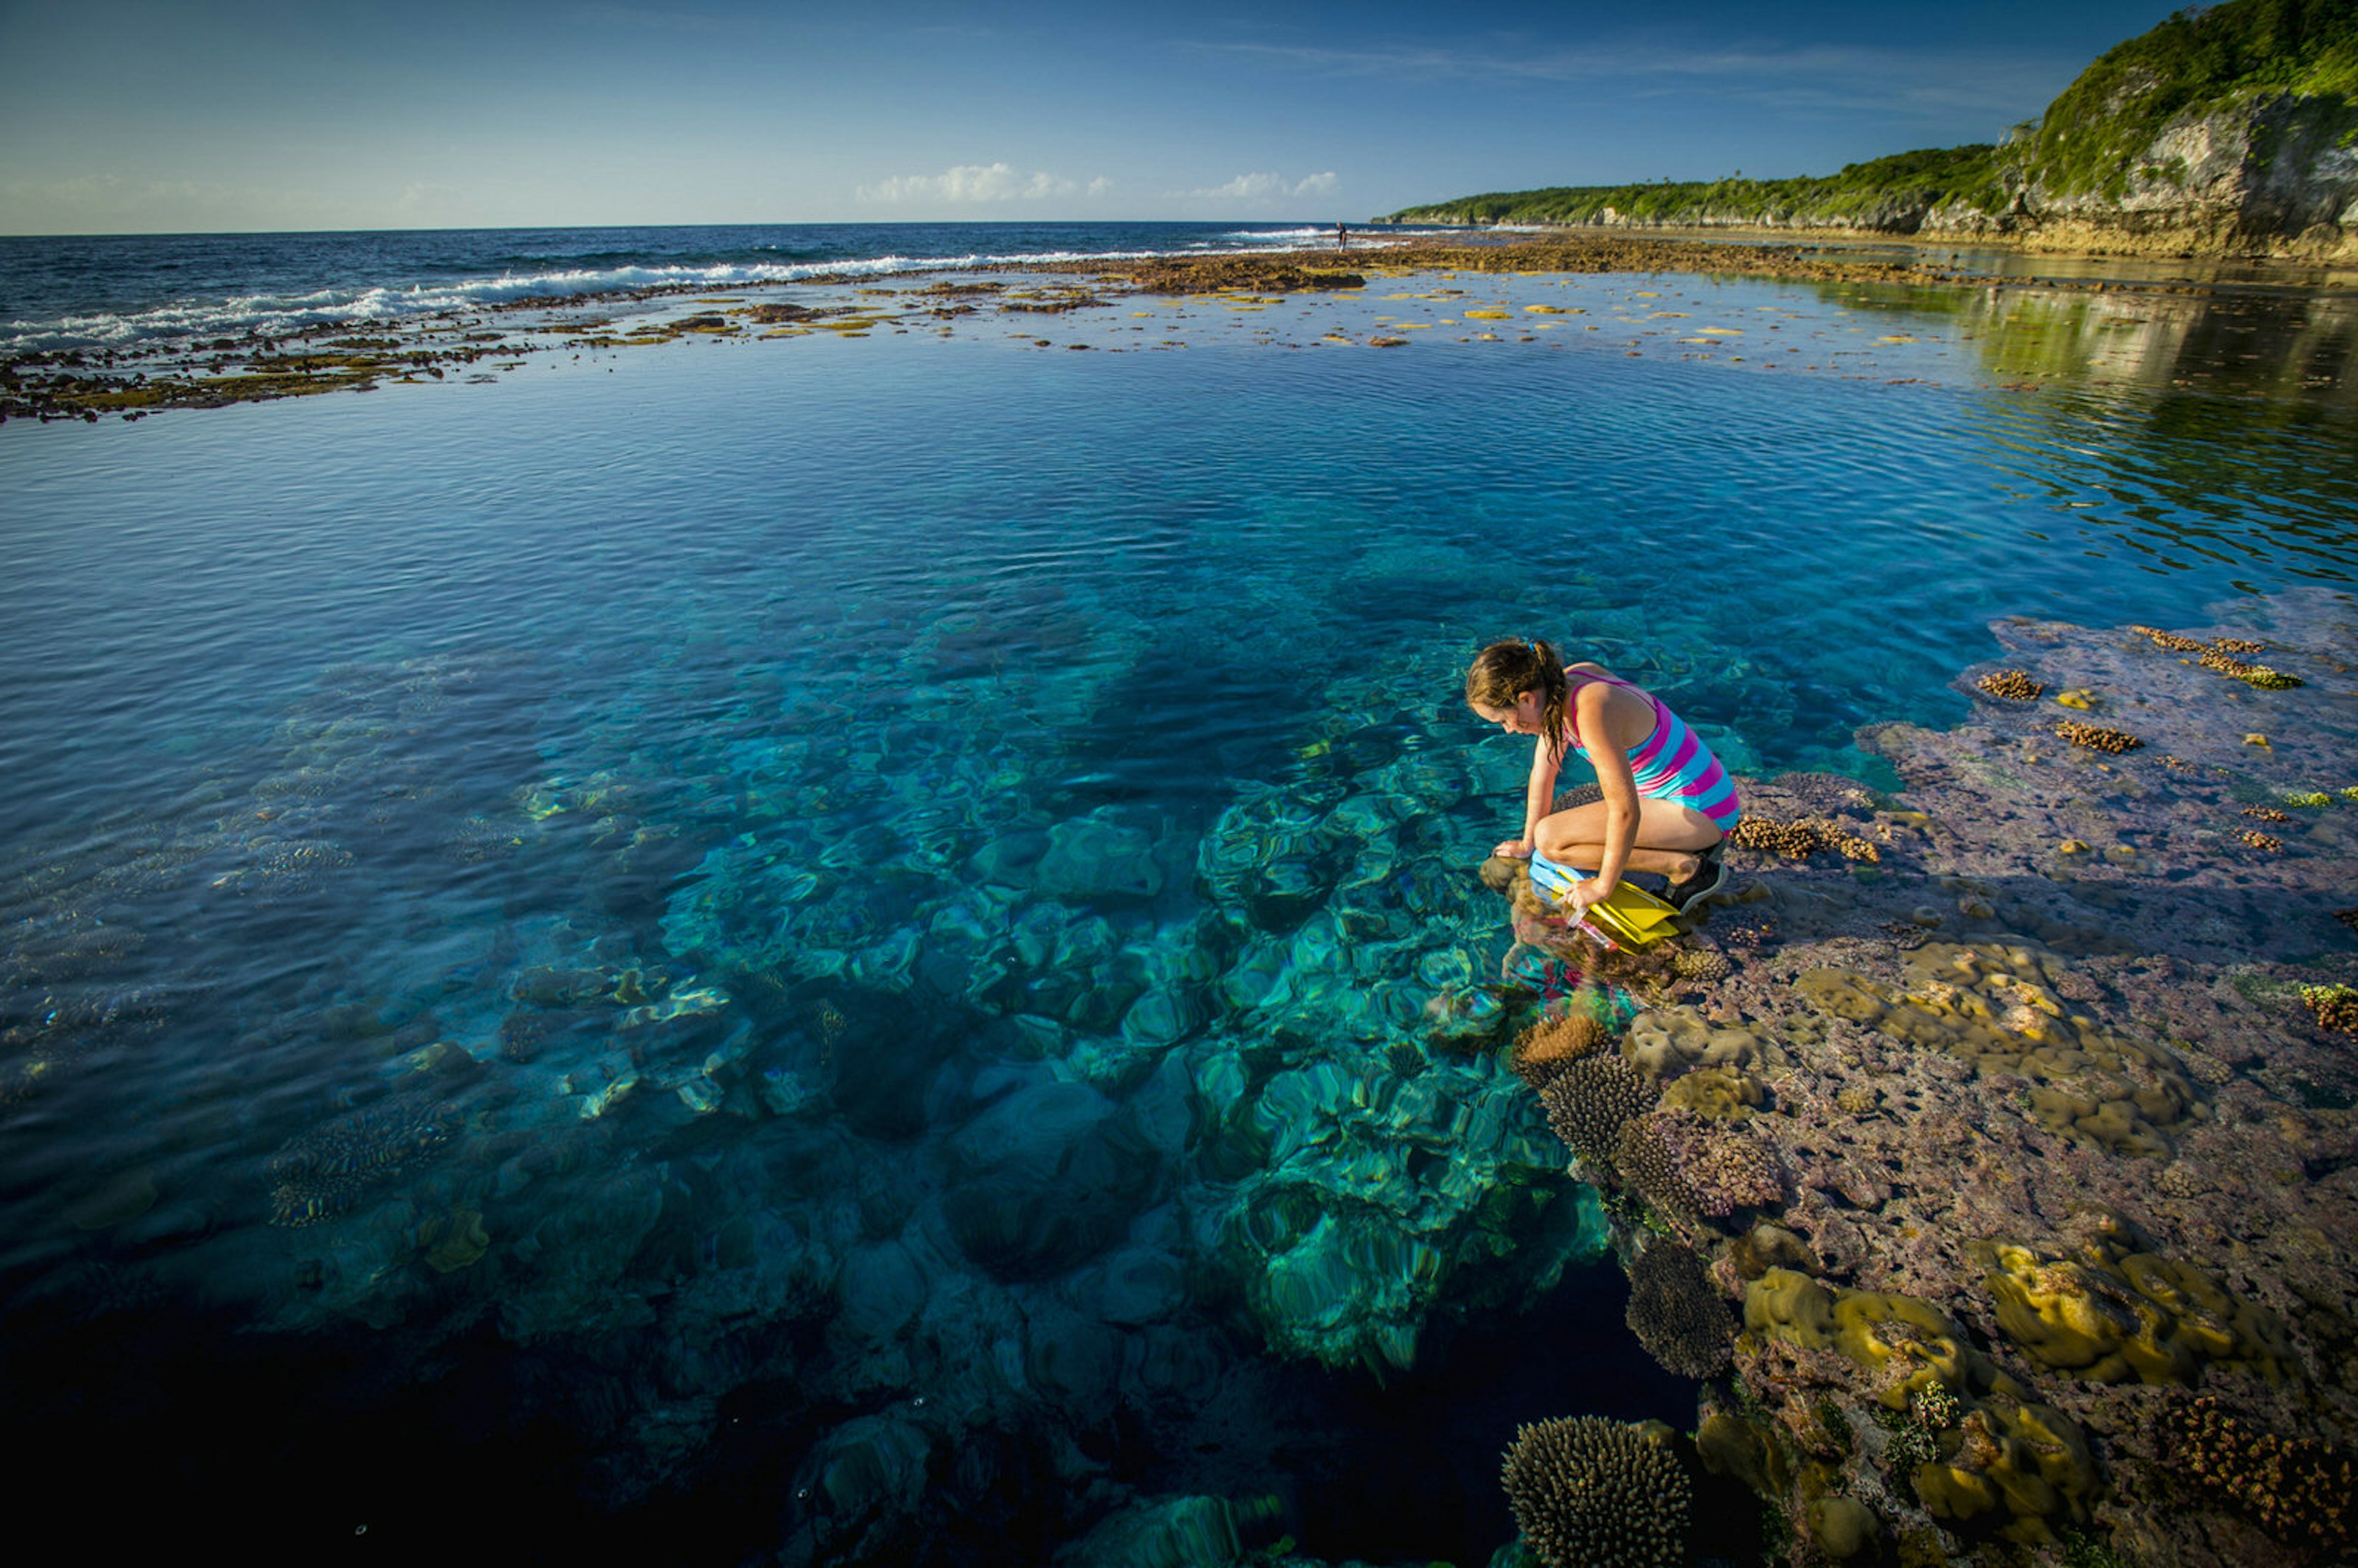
[855, 162, 1106, 205]
[1173, 171, 1340, 203]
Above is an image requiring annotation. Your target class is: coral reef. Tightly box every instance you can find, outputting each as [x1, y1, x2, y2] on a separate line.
[1974, 1237, 2292, 1385]
[2302, 983, 2358, 1034]
[1741, 1269, 2101, 1543]
[2130, 624, 2205, 652]
[267, 1094, 461, 1227]
[2054, 720, 2143, 754]
[1624, 1241, 1734, 1378]
[2239, 828, 2286, 852]
[1644, 1106, 1784, 1217]
[1537, 1055, 1654, 1164]
[1499, 1415, 1691, 1568]
[1730, 816, 1882, 862]
[1613, 1117, 1702, 1224]
[1510, 1009, 1609, 1093]
[2153, 1394, 2354, 1556]
[1976, 669, 2045, 701]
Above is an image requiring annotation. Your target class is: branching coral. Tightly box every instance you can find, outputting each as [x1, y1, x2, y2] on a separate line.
[2155, 1394, 2353, 1555]
[1625, 1241, 1735, 1378]
[2238, 829, 2285, 853]
[1730, 817, 1880, 863]
[1671, 947, 1731, 985]
[2241, 805, 2291, 823]
[2197, 646, 2303, 688]
[1538, 1055, 1653, 1163]
[2301, 984, 2358, 1035]
[1646, 1104, 1784, 1216]
[268, 1093, 461, 1226]
[1614, 1116, 1702, 1224]
[1976, 669, 2044, 701]
[1511, 1009, 1609, 1093]
[1500, 1415, 1692, 1568]
[2055, 720, 2143, 755]
[2130, 624, 2204, 652]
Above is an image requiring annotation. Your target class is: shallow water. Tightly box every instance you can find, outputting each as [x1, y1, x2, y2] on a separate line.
[2, 249, 2354, 1561]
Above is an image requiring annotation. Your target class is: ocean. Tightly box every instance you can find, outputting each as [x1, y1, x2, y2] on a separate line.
[1, 222, 2352, 1562]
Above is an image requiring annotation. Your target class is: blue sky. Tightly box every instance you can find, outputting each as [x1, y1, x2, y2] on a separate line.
[0, 1, 2186, 233]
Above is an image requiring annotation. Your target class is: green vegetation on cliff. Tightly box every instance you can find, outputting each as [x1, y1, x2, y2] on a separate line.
[1383, 0, 2358, 230]
[2029, 0, 2358, 198]
[1392, 144, 2006, 228]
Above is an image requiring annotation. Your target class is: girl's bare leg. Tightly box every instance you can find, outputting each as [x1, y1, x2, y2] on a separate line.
[1533, 797, 1723, 880]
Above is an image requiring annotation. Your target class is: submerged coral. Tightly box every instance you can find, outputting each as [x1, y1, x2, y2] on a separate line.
[1976, 669, 2045, 701]
[1730, 816, 1881, 863]
[2301, 983, 2358, 1034]
[1625, 1241, 1734, 1378]
[1646, 1105, 1783, 1216]
[268, 1094, 460, 1227]
[2129, 624, 2204, 652]
[2054, 720, 2143, 754]
[2154, 1394, 2354, 1555]
[1511, 1009, 1609, 1092]
[1538, 1055, 1654, 1163]
[1974, 1238, 2292, 1385]
[1500, 1415, 1691, 1568]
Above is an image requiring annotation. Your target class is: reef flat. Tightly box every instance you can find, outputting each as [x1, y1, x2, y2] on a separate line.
[1493, 589, 2358, 1564]
[10, 233, 2333, 425]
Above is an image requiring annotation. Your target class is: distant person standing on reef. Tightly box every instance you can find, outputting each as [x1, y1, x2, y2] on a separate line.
[1465, 637, 1737, 916]
[1335, 223, 1348, 249]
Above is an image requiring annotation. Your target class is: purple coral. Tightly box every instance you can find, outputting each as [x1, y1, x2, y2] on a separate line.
[1648, 1105, 1784, 1217]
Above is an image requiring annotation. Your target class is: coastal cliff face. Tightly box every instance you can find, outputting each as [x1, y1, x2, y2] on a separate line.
[1931, 90, 2358, 255]
[1386, 0, 2358, 259]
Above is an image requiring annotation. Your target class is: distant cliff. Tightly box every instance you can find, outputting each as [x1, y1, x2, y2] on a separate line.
[1383, 0, 2358, 258]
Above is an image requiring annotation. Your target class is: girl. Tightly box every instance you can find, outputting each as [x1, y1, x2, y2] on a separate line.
[1465, 638, 1738, 918]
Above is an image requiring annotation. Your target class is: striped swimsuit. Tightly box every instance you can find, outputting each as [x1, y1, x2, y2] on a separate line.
[1562, 672, 1741, 833]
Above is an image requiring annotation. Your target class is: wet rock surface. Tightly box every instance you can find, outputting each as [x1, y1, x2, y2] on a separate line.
[1500, 588, 2357, 1563]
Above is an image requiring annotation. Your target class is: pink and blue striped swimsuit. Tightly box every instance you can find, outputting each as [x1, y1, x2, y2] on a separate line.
[1562, 672, 1741, 833]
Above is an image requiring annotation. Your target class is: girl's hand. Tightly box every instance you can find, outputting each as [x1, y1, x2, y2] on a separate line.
[1560, 879, 1609, 920]
[1494, 837, 1533, 859]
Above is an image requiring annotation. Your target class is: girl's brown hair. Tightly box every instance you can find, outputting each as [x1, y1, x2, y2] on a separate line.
[1466, 638, 1571, 764]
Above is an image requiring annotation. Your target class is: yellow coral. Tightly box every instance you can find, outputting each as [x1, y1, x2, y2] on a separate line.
[1974, 1240, 2289, 1386]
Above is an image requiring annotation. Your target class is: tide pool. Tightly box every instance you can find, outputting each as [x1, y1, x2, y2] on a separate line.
[2, 259, 2352, 1562]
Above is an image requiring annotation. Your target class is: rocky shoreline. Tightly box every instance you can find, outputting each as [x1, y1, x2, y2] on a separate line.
[3, 236, 2313, 427]
[1491, 589, 2357, 1564]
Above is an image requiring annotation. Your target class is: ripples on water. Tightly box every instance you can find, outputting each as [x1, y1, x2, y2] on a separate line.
[2, 268, 2354, 1559]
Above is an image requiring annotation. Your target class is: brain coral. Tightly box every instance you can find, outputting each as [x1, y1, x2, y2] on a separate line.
[1500, 1415, 1692, 1568]
[1625, 1240, 1734, 1378]
[1538, 1055, 1654, 1163]
[1974, 1238, 2292, 1385]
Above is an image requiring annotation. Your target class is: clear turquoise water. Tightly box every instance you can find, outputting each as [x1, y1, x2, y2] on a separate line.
[3, 263, 2354, 1561]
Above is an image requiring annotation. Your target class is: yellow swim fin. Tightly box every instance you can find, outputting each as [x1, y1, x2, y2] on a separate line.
[1528, 852, 1682, 950]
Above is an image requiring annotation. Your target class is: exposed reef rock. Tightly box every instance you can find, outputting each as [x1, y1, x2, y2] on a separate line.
[1477, 589, 2357, 1565]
